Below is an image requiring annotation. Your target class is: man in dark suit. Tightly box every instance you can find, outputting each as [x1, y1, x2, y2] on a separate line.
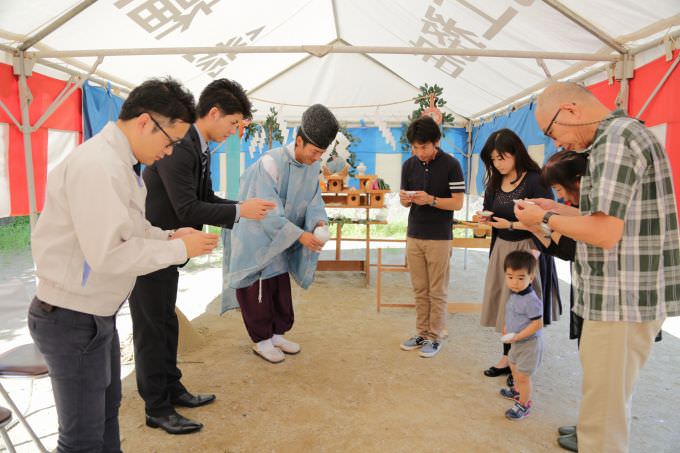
[129, 79, 275, 435]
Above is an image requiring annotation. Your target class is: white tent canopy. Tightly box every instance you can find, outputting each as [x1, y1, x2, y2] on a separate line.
[1, 1, 679, 226]
[1, 0, 679, 123]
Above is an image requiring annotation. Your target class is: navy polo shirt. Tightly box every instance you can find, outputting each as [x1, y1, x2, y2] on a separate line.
[401, 149, 465, 240]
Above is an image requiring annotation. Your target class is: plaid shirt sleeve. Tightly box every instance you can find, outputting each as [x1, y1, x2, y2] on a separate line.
[588, 130, 645, 220]
[574, 113, 680, 321]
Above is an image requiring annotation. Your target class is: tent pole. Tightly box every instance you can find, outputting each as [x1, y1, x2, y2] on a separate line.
[0, 98, 21, 129]
[30, 45, 620, 62]
[31, 57, 104, 132]
[18, 0, 97, 51]
[542, 0, 626, 54]
[0, 30, 136, 93]
[463, 123, 473, 270]
[615, 54, 634, 114]
[471, 27, 680, 121]
[15, 52, 38, 229]
[331, 0, 341, 41]
[10, 54, 104, 230]
[618, 78, 630, 114]
[636, 51, 680, 119]
[35, 58, 131, 95]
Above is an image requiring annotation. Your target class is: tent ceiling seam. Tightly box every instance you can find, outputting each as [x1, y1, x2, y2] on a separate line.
[342, 37, 468, 121]
[247, 37, 467, 122]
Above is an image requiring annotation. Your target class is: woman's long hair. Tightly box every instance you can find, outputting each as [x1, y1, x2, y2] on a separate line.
[479, 128, 541, 192]
[541, 150, 588, 195]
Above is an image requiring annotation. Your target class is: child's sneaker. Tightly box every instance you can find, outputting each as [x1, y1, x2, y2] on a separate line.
[400, 335, 425, 351]
[505, 401, 531, 420]
[418, 340, 441, 358]
[499, 387, 520, 401]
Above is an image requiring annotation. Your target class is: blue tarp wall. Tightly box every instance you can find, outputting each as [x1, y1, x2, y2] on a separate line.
[470, 102, 559, 194]
[214, 104, 557, 196]
[219, 126, 468, 191]
[81, 87, 559, 197]
[82, 81, 124, 139]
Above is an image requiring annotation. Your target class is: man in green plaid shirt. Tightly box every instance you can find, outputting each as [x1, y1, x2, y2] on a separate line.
[514, 82, 680, 453]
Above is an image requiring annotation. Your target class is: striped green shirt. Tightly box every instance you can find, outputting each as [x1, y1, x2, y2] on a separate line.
[573, 110, 680, 321]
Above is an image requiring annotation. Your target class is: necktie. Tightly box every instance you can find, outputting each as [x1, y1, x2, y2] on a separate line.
[200, 148, 209, 181]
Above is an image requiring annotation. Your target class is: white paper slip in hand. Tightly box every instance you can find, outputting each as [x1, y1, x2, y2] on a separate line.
[313, 225, 330, 243]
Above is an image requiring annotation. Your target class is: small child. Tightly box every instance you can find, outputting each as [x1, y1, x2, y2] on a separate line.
[499, 251, 544, 420]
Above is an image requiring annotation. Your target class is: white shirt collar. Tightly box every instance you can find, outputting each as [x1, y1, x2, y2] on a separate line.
[104, 122, 137, 166]
[193, 124, 209, 154]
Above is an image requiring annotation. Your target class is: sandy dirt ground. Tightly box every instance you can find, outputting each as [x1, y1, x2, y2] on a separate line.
[118, 263, 680, 453]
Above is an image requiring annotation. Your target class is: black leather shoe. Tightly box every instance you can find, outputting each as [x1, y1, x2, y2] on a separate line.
[146, 412, 203, 435]
[483, 366, 511, 377]
[171, 391, 216, 408]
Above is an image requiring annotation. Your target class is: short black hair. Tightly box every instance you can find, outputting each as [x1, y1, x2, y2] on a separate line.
[504, 251, 537, 275]
[196, 78, 252, 119]
[118, 77, 196, 124]
[541, 150, 588, 195]
[406, 116, 441, 145]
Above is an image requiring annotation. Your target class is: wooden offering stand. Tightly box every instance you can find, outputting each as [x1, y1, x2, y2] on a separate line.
[319, 173, 391, 285]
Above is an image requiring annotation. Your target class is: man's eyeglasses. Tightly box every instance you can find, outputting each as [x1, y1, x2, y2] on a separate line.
[147, 114, 183, 148]
[543, 108, 561, 138]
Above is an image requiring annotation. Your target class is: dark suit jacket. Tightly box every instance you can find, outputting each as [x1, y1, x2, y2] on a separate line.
[143, 126, 237, 232]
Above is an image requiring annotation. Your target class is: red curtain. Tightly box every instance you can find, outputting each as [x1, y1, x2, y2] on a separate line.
[0, 63, 82, 216]
[588, 50, 680, 205]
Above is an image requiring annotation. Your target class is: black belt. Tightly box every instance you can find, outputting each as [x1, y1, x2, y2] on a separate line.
[39, 301, 56, 312]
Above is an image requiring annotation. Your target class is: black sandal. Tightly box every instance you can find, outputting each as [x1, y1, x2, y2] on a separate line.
[483, 366, 511, 377]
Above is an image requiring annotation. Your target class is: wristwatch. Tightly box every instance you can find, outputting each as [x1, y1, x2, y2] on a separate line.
[430, 196, 438, 207]
[541, 212, 556, 239]
[542, 211, 557, 225]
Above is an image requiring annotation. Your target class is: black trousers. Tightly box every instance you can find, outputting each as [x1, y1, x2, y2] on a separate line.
[129, 267, 186, 417]
[28, 297, 121, 453]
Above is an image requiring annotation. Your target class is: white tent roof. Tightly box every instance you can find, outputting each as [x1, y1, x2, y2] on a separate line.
[1, 0, 679, 123]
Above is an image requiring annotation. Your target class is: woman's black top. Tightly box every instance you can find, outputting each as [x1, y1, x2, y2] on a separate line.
[483, 171, 553, 242]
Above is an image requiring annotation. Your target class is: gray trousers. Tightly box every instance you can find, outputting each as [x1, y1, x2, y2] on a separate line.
[28, 297, 122, 453]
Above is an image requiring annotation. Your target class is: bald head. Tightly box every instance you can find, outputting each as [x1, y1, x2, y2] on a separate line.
[535, 82, 611, 151]
[536, 82, 600, 117]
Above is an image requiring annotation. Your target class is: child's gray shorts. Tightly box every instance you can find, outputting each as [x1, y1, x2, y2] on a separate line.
[508, 336, 544, 375]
